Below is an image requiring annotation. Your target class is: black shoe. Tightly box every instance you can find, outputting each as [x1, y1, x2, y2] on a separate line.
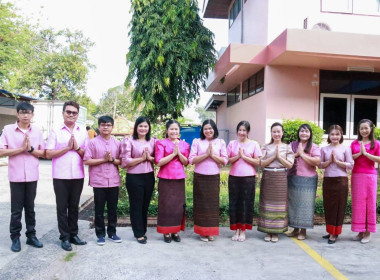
[26, 236, 43, 248]
[328, 239, 336, 244]
[137, 237, 147, 244]
[171, 233, 181, 242]
[61, 240, 72, 251]
[11, 238, 21, 252]
[143, 235, 147, 240]
[164, 234, 172, 243]
[322, 234, 330, 239]
[69, 235, 87, 245]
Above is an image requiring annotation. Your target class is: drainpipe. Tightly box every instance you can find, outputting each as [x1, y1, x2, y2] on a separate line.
[241, 0, 244, 43]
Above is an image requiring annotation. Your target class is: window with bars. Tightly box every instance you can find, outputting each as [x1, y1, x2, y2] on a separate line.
[242, 69, 265, 100]
[227, 85, 241, 107]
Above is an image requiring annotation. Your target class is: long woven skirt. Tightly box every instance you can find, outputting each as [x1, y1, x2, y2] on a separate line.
[323, 176, 348, 236]
[228, 175, 256, 231]
[157, 178, 186, 234]
[351, 173, 377, 233]
[288, 175, 318, 229]
[193, 173, 220, 236]
[257, 170, 288, 234]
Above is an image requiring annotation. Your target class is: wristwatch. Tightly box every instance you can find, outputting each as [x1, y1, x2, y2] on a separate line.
[28, 146, 34, 153]
[111, 157, 115, 163]
[75, 146, 81, 151]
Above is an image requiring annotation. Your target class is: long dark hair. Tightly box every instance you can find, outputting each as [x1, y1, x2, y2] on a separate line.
[133, 116, 151, 140]
[357, 119, 375, 149]
[236, 120, 250, 135]
[269, 122, 284, 144]
[327, 124, 344, 144]
[297, 123, 313, 153]
[200, 119, 218, 140]
[165, 119, 181, 138]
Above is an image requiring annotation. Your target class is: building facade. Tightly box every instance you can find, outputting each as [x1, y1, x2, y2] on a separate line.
[203, 0, 380, 144]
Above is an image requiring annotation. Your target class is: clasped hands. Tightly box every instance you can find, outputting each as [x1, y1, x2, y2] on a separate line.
[67, 134, 80, 151]
[22, 134, 32, 152]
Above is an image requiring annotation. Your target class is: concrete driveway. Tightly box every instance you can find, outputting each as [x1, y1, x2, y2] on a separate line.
[0, 160, 380, 280]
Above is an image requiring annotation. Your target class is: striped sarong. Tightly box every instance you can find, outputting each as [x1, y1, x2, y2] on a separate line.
[193, 173, 220, 236]
[257, 170, 288, 234]
[323, 176, 348, 236]
[287, 175, 318, 229]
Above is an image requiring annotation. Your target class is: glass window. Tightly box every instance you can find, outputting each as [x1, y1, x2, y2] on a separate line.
[321, 0, 352, 13]
[353, 0, 380, 15]
[353, 98, 378, 135]
[242, 80, 249, 100]
[229, 0, 241, 27]
[227, 85, 240, 107]
[322, 97, 348, 134]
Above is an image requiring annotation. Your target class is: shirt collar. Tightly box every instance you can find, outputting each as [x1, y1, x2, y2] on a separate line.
[14, 122, 31, 132]
[61, 123, 80, 132]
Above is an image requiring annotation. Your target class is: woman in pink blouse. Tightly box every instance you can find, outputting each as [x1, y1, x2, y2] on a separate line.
[155, 120, 190, 243]
[121, 116, 155, 244]
[287, 124, 321, 240]
[189, 119, 228, 242]
[320, 124, 353, 244]
[350, 119, 380, 244]
[227, 121, 261, 242]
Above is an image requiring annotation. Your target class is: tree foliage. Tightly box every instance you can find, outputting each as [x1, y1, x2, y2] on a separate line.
[195, 106, 216, 123]
[0, 2, 94, 101]
[282, 119, 324, 145]
[126, 0, 216, 121]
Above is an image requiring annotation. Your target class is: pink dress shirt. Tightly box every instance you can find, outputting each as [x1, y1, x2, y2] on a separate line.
[188, 138, 228, 175]
[227, 140, 262, 176]
[351, 140, 380, 175]
[121, 137, 155, 174]
[155, 138, 190, 179]
[46, 123, 89, 179]
[83, 136, 121, 188]
[288, 142, 321, 177]
[0, 123, 45, 182]
[320, 145, 353, 177]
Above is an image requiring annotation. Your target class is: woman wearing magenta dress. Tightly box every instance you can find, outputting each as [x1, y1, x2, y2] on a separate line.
[155, 120, 190, 243]
[227, 121, 261, 242]
[189, 119, 228, 242]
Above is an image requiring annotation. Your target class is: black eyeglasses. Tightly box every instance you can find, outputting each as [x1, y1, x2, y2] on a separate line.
[64, 110, 78, 116]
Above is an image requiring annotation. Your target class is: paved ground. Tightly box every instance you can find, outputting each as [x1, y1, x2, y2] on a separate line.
[1, 160, 380, 280]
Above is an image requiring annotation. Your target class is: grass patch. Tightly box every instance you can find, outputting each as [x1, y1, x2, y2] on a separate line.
[64, 252, 77, 262]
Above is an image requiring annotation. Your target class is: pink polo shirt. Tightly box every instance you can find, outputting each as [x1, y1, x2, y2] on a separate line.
[83, 136, 121, 188]
[189, 138, 228, 175]
[351, 139, 380, 175]
[121, 137, 155, 174]
[46, 123, 89, 179]
[155, 138, 190, 179]
[227, 140, 262, 177]
[0, 123, 45, 182]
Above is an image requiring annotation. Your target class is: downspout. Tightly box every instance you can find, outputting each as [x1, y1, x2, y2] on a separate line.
[241, 0, 244, 43]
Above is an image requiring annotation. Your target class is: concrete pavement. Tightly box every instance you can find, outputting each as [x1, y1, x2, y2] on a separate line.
[1, 160, 380, 280]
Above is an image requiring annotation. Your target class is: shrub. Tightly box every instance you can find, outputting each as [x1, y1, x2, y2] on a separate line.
[282, 118, 324, 145]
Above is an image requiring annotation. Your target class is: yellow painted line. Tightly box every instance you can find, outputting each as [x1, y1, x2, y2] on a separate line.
[291, 238, 349, 280]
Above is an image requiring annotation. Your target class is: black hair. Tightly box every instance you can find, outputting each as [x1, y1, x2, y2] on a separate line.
[327, 124, 344, 144]
[200, 119, 218, 140]
[16, 102, 34, 113]
[297, 123, 313, 153]
[165, 119, 181, 138]
[357, 119, 375, 149]
[86, 126, 90, 130]
[236, 120, 250, 135]
[98, 115, 114, 126]
[63, 101, 80, 112]
[269, 122, 284, 144]
[133, 116, 151, 141]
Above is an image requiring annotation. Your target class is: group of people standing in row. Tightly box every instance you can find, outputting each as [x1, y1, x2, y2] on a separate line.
[1, 101, 379, 253]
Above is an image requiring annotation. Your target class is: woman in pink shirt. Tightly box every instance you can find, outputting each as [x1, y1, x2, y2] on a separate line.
[320, 124, 353, 244]
[155, 120, 190, 243]
[287, 124, 321, 240]
[121, 116, 155, 244]
[227, 121, 261, 242]
[350, 119, 380, 244]
[189, 119, 228, 242]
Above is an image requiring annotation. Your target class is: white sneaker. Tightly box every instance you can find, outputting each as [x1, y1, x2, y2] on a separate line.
[200, 236, 208, 242]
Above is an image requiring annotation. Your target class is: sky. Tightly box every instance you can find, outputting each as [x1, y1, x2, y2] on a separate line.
[8, 0, 228, 122]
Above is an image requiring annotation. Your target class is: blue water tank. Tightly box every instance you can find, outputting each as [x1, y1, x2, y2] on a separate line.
[180, 126, 201, 146]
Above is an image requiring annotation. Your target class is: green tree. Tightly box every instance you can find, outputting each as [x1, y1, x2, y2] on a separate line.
[282, 119, 324, 145]
[126, 0, 216, 121]
[96, 85, 140, 120]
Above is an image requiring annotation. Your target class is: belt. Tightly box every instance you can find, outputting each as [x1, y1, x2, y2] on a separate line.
[263, 168, 286, 172]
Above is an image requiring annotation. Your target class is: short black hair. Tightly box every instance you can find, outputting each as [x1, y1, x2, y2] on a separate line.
[63, 101, 80, 112]
[165, 119, 181, 138]
[200, 119, 218, 140]
[133, 116, 151, 141]
[86, 126, 90, 130]
[236, 120, 250, 134]
[16, 102, 34, 113]
[98, 115, 114, 126]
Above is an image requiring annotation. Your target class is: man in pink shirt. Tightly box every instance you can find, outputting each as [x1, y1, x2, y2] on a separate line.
[46, 101, 89, 251]
[0, 102, 45, 252]
[83, 116, 122, 246]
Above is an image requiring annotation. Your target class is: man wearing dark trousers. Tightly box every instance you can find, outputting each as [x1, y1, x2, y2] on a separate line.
[0, 102, 45, 252]
[46, 101, 89, 251]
